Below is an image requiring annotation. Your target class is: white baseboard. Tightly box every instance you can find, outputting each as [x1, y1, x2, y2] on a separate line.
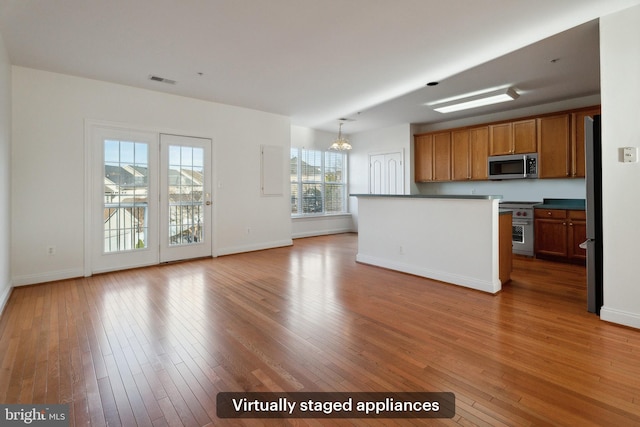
[0, 281, 12, 318]
[11, 268, 85, 287]
[292, 227, 353, 239]
[600, 306, 640, 330]
[356, 253, 501, 294]
[216, 239, 293, 256]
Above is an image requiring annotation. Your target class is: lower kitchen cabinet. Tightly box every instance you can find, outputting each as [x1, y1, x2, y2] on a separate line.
[534, 209, 586, 264]
[499, 212, 512, 284]
[567, 210, 587, 263]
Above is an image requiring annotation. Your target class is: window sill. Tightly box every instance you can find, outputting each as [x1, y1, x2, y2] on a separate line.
[291, 213, 352, 221]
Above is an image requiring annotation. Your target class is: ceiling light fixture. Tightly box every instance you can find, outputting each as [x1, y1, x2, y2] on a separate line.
[329, 120, 352, 151]
[430, 87, 519, 113]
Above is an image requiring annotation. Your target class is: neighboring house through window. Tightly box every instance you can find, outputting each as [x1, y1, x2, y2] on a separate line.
[290, 148, 347, 216]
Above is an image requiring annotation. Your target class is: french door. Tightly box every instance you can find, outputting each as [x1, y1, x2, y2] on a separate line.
[159, 134, 212, 263]
[89, 124, 212, 274]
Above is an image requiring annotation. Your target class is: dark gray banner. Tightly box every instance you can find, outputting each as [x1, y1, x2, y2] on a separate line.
[217, 392, 455, 418]
[0, 405, 69, 426]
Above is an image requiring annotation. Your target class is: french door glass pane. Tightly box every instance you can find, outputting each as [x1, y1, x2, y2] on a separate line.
[168, 145, 205, 245]
[103, 140, 149, 252]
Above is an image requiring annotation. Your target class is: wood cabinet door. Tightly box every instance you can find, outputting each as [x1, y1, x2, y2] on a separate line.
[535, 218, 568, 257]
[414, 134, 434, 182]
[513, 119, 537, 153]
[433, 132, 451, 181]
[568, 220, 587, 262]
[568, 210, 587, 262]
[489, 123, 512, 155]
[451, 130, 470, 180]
[538, 114, 571, 178]
[470, 126, 489, 180]
[571, 107, 601, 178]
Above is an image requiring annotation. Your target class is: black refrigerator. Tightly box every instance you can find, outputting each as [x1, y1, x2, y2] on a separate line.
[585, 115, 603, 314]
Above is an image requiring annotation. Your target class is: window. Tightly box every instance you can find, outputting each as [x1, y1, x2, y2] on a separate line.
[103, 139, 149, 252]
[290, 148, 347, 216]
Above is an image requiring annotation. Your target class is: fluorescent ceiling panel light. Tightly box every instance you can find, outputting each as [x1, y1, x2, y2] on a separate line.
[431, 87, 519, 113]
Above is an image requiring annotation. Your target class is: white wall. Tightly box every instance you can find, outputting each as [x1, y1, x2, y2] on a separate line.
[11, 67, 291, 285]
[0, 32, 11, 310]
[290, 125, 354, 238]
[599, 5, 640, 328]
[348, 123, 413, 231]
[418, 179, 586, 202]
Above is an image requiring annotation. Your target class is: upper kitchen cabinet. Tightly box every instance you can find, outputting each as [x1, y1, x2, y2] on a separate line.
[452, 127, 489, 180]
[469, 127, 489, 180]
[451, 129, 470, 180]
[414, 131, 451, 182]
[538, 106, 600, 178]
[433, 132, 452, 181]
[537, 114, 571, 178]
[489, 119, 536, 155]
[414, 134, 434, 182]
[571, 106, 601, 178]
[414, 105, 599, 182]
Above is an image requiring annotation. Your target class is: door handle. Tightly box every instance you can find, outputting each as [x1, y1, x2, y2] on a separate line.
[579, 239, 594, 249]
[205, 201, 212, 206]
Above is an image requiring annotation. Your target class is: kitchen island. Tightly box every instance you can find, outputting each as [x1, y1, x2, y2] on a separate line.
[351, 194, 508, 294]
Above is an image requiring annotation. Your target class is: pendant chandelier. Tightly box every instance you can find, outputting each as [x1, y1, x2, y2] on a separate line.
[329, 121, 352, 151]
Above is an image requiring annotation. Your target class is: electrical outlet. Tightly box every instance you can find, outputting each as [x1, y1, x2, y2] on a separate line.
[47, 246, 56, 255]
[246, 227, 251, 234]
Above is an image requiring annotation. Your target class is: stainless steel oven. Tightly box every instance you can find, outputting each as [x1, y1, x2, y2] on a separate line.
[500, 201, 540, 257]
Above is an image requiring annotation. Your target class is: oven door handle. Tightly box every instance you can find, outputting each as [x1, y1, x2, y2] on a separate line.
[512, 220, 531, 226]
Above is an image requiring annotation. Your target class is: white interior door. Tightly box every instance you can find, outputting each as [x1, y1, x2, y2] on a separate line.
[159, 134, 213, 262]
[370, 154, 384, 194]
[369, 151, 404, 194]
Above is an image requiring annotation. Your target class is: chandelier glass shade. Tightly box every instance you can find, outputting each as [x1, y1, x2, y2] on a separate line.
[329, 122, 352, 151]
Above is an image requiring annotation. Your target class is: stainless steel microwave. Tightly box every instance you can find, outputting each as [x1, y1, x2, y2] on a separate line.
[488, 153, 538, 180]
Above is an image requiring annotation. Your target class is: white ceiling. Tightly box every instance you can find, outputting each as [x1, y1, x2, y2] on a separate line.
[1, 0, 639, 133]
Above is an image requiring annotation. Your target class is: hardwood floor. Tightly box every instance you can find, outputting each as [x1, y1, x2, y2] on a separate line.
[1, 233, 639, 426]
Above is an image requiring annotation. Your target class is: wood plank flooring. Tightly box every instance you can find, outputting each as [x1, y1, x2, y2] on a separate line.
[1, 233, 639, 426]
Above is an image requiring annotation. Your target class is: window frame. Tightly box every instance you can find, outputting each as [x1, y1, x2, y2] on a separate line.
[290, 147, 348, 217]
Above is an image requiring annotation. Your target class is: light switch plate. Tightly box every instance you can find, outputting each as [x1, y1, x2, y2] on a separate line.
[622, 146, 638, 163]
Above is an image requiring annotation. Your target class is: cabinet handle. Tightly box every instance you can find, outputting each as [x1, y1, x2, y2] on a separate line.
[569, 222, 573, 226]
[547, 211, 552, 216]
[563, 222, 567, 226]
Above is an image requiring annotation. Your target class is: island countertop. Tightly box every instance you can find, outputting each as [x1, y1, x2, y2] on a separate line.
[350, 194, 503, 200]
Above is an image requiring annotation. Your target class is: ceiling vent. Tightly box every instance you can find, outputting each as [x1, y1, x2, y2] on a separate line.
[148, 75, 176, 85]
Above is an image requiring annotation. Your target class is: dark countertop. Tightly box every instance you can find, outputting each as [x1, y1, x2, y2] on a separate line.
[534, 198, 586, 210]
[350, 194, 503, 200]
